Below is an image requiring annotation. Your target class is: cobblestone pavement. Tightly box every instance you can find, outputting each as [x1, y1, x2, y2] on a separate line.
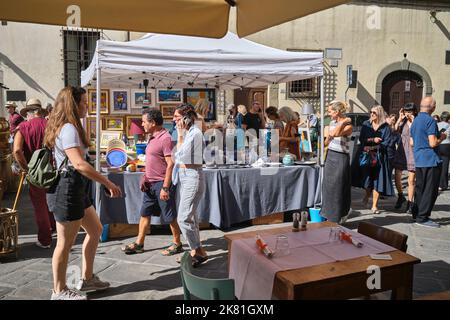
[1, 184, 449, 300]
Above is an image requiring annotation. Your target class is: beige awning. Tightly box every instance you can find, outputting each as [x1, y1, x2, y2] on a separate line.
[0, 0, 349, 38]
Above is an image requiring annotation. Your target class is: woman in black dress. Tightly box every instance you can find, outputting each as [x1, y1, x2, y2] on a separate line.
[352, 105, 394, 214]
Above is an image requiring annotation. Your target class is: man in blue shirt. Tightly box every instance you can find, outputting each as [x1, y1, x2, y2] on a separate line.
[410, 97, 447, 228]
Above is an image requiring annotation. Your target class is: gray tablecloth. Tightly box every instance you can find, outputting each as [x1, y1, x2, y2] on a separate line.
[98, 165, 320, 229]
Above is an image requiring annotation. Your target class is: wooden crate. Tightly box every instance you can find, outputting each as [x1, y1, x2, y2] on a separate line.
[108, 223, 151, 239]
[251, 212, 284, 225]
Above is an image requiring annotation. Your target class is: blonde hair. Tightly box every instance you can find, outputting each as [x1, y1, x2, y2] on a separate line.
[371, 105, 387, 125]
[44, 87, 89, 148]
[328, 100, 348, 115]
[237, 104, 247, 115]
[278, 106, 296, 123]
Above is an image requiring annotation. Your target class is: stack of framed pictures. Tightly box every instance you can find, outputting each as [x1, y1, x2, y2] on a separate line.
[85, 87, 217, 148]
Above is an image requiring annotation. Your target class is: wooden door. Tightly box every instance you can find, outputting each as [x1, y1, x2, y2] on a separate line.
[381, 71, 423, 115]
[234, 87, 267, 111]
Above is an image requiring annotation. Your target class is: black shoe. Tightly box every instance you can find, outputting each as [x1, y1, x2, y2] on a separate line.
[395, 194, 406, 209]
[406, 201, 413, 215]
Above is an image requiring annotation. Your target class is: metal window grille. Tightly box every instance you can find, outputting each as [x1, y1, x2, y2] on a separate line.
[392, 92, 400, 108]
[288, 77, 320, 98]
[62, 28, 101, 87]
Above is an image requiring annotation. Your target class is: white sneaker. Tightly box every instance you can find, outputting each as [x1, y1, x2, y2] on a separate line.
[35, 241, 51, 249]
[51, 287, 87, 300]
[76, 274, 110, 292]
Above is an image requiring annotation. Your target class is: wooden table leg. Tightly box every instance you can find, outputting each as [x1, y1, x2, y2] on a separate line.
[391, 265, 414, 300]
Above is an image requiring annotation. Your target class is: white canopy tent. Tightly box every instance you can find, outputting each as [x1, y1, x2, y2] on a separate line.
[81, 32, 326, 207]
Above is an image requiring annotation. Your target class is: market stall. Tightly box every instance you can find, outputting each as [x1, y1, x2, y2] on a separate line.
[81, 31, 325, 224]
[98, 165, 320, 229]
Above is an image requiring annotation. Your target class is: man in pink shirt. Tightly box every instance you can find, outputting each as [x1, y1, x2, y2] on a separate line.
[122, 109, 182, 255]
[13, 98, 55, 248]
[6, 101, 24, 140]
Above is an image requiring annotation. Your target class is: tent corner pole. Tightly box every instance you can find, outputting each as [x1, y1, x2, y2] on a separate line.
[95, 53, 102, 213]
[319, 76, 325, 208]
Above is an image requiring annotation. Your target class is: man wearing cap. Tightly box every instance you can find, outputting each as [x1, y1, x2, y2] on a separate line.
[5, 101, 24, 142]
[13, 98, 55, 248]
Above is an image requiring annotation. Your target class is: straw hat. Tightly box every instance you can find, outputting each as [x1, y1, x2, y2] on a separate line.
[20, 98, 43, 117]
[5, 101, 17, 109]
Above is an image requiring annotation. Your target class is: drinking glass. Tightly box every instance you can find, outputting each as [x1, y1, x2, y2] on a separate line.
[328, 227, 342, 243]
[275, 235, 290, 257]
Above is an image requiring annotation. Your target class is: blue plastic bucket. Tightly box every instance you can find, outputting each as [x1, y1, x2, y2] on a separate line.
[135, 143, 147, 155]
[106, 149, 128, 168]
[309, 207, 326, 223]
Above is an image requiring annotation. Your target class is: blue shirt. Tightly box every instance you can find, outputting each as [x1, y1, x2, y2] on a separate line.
[410, 112, 441, 168]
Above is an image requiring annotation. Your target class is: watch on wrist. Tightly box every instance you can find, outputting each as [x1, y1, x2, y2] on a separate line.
[162, 186, 170, 192]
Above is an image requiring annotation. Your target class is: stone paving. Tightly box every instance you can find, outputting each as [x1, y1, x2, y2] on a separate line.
[0, 183, 449, 300]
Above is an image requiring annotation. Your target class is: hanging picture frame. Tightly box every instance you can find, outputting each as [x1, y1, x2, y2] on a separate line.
[156, 89, 183, 104]
[131, 89, 152, 112]
[160, 104, 177, 119]
[110, 89, 130, 114]
[104, 116, 125, 131]
[126, 115, 145, 138]
[184, 88, 216, 121]
[100, 131, 123, 150]
[88, 89, 109, 115]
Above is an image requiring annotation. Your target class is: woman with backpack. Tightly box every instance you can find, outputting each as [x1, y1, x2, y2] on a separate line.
[44, 86, 122, 300]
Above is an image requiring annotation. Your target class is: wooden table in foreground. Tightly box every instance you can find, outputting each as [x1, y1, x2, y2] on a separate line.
[224, 221, 421, 300]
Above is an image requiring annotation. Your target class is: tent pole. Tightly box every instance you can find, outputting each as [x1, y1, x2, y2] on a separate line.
[319, 76, 325, 207]
[320, 76, 325, 166]
[95, 50, 101, 212]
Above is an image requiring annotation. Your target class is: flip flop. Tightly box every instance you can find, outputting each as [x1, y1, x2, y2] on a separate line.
[161, 242, 184, 256]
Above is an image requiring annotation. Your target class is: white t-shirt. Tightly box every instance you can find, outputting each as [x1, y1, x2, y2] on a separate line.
[55, 123, 88, 168]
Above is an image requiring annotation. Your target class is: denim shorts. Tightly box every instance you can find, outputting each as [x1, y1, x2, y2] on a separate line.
[47, 167, 93, 223]
[140, 181, 177, 224]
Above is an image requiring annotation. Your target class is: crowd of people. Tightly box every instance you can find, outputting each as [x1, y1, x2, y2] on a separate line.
[4, 86, 449, 300]
[320, 97, 449, 229]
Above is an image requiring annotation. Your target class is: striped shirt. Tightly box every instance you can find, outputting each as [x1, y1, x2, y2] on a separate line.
[328, 120, 350, 154]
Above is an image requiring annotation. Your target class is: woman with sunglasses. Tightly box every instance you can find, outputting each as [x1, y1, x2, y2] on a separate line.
[352, 105, 394, 214]
[392, 103, 417, 213]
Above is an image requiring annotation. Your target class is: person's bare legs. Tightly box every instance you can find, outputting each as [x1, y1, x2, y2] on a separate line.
[170, 220, 182, 246]
[52, 219, 82, 293]
[372, 190, 380, 211]
[408, 171, 416, 202]
[80, 206, 102, 281]
[136, 216, 150, 245]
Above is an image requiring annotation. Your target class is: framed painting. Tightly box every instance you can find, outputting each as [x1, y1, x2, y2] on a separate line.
[88, 89, 109, 115]
[184, 88, 216, 121]
[131, 89, 152, 112]
[85, 117, 106, 142]
[160, 104, 177, 119]
[110, 89, 130, 114]
[156, 89, 183, 104]
[298, 127, 312, 153]
[126, 115, 145, 137]
[105, 116, 125, 131]
[100, 131, 123, 149]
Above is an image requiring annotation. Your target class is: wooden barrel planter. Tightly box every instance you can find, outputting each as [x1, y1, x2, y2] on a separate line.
[0, 208, 19, 258]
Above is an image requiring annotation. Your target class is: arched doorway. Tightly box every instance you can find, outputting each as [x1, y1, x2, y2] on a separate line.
[381, 71, 423, 115]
